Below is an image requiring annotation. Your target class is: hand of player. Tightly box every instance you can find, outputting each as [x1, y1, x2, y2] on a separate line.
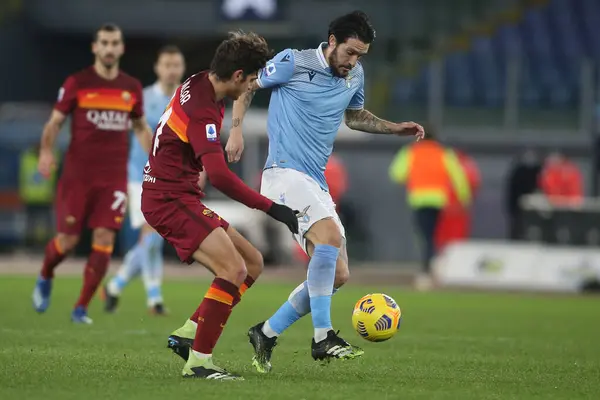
[38, 149, 55, 179]
[393, 121, 425, 141]
[225, 127, 244, 163]
[266, 203, 300, 234]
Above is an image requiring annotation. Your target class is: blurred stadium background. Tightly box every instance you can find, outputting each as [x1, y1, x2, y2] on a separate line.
[1, 0, 600, 293]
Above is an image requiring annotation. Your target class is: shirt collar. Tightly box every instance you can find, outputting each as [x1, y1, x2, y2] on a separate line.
[315, 42, 329, 69]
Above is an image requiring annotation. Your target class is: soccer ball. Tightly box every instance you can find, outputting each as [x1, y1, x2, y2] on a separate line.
[351, 293, 402, 342]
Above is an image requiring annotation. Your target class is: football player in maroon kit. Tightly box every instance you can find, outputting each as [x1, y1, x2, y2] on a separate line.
[141, 31, 299, 380]
[32, 23, 153, 324]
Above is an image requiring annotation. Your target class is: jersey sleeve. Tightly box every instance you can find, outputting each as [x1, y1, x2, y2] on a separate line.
[347, 71, 365, 110]
[54, 76, 78, 115]
[187, 117, 224, 159]
[130, 80, 144, 119]
[256, 49, 295, 89]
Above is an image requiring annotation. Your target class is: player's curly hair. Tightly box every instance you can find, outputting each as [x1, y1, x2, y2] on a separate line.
[328, 11, 376, 44]
[210, 31, 274, 80]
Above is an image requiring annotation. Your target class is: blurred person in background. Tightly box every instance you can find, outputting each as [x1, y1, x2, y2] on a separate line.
[434, 148, 480, 252]
[538, 151, 583, 206]
[31, 23, 153, 324]
[388, 127, 470, 290]
[294, 153, 348, 263]
[104, 45, 186, 316]
[19, 145, 59, 249]
[505, 149, 542, 239]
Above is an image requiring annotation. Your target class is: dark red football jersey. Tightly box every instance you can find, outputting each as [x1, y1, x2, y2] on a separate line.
[55, 66, 144, 182]
[142, 72, 225, 195]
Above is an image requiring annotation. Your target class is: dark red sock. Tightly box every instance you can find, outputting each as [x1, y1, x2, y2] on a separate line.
[191, 277, 240, 354]
[74, 246, 112, 309]
[189, 275, 255, 322]
[40, 238, 67, 279]
[232, 275, 256, 308]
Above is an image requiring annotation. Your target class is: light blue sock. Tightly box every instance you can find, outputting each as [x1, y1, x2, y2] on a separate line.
[265, 282, 310, 336]
[108, 248, 142, 295]
[149, 232, 164, 285]
[263, 283, 341, 338]
[141, 232, 164, 307]
[307, 244, 339, 342]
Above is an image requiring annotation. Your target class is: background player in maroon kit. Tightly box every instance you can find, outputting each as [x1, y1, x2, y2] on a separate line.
[32, 23, 153, 324]
[141, 31, 299, 380]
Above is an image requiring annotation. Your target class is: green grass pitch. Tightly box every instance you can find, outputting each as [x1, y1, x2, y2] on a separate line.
[1, 276, 599, 400]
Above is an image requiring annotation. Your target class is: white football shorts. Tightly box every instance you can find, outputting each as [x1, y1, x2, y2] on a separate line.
[260, 167, 345, 253]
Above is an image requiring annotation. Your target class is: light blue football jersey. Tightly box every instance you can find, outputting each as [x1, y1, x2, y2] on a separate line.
[128, 83, 172, 182]
[258, 43, 365, 190]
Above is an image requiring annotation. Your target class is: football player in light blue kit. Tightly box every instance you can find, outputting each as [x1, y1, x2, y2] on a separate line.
[104, 45, 185, 314]
[227, 11, 424, 371]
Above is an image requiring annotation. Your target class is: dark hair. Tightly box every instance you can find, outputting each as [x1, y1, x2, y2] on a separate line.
[157, 44, 183, 58]
[210, 31, 273, 80]
[94, 23, 122, 42]
[328, 11, 376, 44]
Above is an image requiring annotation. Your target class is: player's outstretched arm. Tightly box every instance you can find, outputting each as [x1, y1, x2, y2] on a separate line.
[132, 117, 153, 153]
[344, 109, 425, 140]
[201, 152, 299, 234]
[38, 110, 67, 178]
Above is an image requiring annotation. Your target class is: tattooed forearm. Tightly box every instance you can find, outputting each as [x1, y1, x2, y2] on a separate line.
[344, 109, 395, 134]
[243, 89, 256, 108]
[231, 88, 257, 127]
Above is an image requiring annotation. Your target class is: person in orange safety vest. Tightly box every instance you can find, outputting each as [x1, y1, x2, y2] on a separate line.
[434, 150, 480, 252]
[389, 130, 471, 288]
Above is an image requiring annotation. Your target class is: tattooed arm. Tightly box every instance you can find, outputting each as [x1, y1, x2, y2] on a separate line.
[345, 108, 425, 139]
[231, 80, 259, 130]
[226, 49, 295, 162]
[226, 81, 259, 163]
[344, 109, 395, 134]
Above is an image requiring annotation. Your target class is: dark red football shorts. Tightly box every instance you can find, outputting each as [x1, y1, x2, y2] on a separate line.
[141, 190, 229, 264]
[55, 176, 127, 235]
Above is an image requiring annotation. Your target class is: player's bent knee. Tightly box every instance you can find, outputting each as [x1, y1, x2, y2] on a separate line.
[220, 261, 247, 287]
[57, 234, 80, 253]
[245, 247, 264, 279]
[306, 218, 343, 249]
[227, 226, 263, 279]
[92, 228, 116, 247]
[215, 253, 247, 287]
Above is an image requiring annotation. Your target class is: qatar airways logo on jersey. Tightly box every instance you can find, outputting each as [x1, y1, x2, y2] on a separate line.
[86, 110, 129, 131]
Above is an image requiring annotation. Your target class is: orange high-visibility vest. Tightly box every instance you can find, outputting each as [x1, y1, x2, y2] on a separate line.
[389, 141, 471, 208]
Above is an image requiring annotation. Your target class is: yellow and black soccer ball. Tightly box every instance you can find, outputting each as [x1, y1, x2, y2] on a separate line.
[351, 293, 402, 342]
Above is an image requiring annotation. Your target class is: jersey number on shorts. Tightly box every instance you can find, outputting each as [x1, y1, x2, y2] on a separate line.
[111, 190, 127, 214]
[153, 107, 172, 156]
